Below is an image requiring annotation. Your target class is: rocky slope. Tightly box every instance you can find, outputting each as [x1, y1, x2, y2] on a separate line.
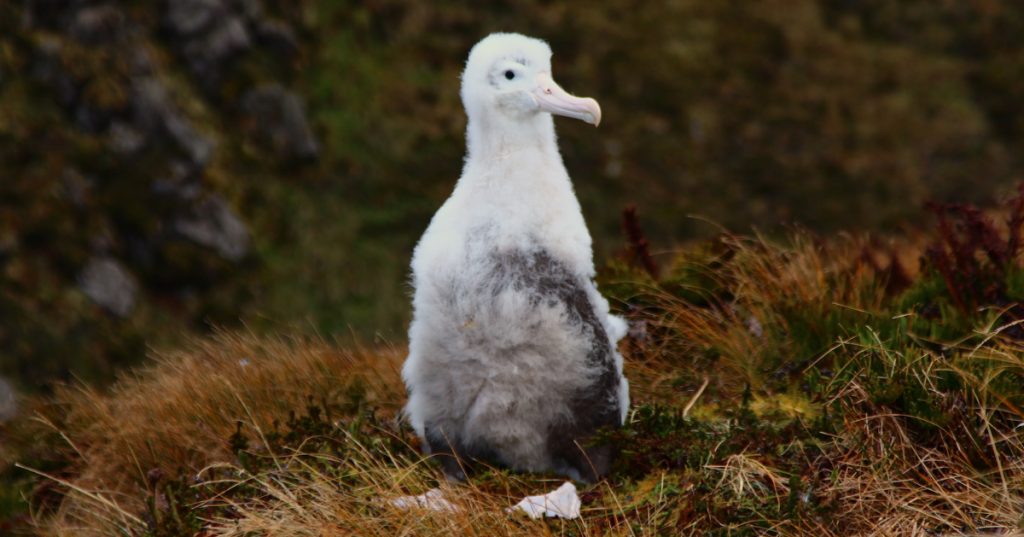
[1, 0, 317, 391]
[5, 0, 1024, 397]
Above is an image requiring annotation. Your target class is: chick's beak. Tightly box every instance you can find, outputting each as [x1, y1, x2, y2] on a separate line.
[532, 72, 602, 127]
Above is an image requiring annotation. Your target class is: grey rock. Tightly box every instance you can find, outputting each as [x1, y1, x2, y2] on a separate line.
[69, 4, 125, 44]
[31, 37, 78, 108]
[151, 159, 202, 200]
[165, 0, 224, 35]
[234, 0, 263, 21]
[108, 121, 146, 155]
[202, 15, 251, 61]
[241, 84, 319, 160]
[131, 78, 214, 167]
[61, 167, 93, 207]
[79, 256, 139, 317]
[174, 195, 250, 261]
[32, 35, 114, 133]
[165, 0, 253, 89]
[0, 377, 17, 424]
[183, 15, 251, 86]
[255, 19, 298, 57]
[163, 0, 299, 95]
[163, 108, 215, 168]
[131, 78, 171, 136]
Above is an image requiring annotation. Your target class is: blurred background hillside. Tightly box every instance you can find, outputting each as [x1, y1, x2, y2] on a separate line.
[3, 0, 1024, 395]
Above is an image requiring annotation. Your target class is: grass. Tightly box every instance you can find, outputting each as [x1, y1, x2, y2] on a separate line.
[4, 214, 1024, 535]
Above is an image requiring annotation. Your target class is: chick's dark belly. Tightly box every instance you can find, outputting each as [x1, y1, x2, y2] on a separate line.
[424, 248, 623, 481]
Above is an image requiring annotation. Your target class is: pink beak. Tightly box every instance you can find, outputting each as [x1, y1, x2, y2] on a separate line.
[532, 72, 602, 127]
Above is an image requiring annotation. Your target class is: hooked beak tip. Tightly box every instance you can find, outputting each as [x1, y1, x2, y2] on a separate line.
[581, 98, 601, 127]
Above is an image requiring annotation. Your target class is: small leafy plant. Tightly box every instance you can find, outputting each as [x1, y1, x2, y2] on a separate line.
[916, 185, 1024, 336]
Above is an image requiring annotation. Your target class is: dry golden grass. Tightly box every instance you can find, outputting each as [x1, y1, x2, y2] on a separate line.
[197, 445, 639, 537]
[818, 377, 1024, 536]
[12, 232, 1024, 536]
[27, 332, 407, 535]
[633, 233, 917, 399]
[20, 331, 680, 536]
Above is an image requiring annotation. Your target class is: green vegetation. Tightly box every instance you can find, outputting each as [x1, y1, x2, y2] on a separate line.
[3, 205, 1023, 534]
[6, 2, 1024, 391]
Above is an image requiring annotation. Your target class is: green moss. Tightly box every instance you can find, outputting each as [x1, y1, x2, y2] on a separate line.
[1006, 267, 1024, 303]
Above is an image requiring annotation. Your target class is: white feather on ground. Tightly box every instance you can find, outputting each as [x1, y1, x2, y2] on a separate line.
[387, 482, 582, 520]
[508, 481, 582, 519]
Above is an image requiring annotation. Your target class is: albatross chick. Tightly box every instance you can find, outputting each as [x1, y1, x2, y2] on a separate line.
[402, 32, 629, 483]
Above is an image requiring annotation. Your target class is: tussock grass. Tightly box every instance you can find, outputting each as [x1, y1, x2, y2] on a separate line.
[620, 233, 920, 402]
[7, 230, 1024, 536]
[18, 332, 407, 535]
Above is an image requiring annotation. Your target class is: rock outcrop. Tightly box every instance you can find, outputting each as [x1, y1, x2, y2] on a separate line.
[78, 256, 139, 317]
[174, 195, 251, 262]
[241, 84, 319, 160]
[164, 0, 254, 93]
[4, 0, 316, 384]
[20, 0, 318, 284]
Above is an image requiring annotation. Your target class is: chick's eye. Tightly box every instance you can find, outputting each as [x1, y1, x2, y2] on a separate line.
[504, 70, 515, 80]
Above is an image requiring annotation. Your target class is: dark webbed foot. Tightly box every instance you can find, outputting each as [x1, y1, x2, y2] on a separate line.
[435, 452, 468, 482]
[423, 427, 469, 482]
[554, 440, 613, 484]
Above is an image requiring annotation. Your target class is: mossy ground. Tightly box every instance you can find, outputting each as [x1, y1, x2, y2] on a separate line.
[3, 213, 1024, 535]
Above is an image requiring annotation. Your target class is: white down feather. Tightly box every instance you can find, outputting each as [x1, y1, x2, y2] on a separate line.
[402, 33, 629, 477]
